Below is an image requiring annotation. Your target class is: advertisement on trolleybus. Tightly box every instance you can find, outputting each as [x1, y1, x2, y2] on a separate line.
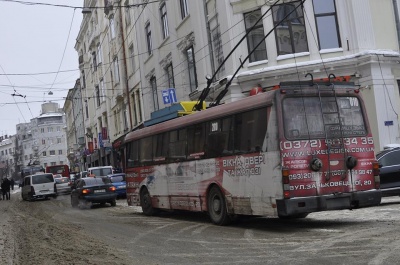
[123, 80, 381, 225]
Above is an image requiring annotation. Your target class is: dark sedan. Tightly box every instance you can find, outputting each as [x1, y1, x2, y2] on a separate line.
[71, 177, 117, 209]
[377, 147, 400, 197]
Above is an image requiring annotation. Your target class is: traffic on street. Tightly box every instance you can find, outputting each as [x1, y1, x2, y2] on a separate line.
[1, 189, 400, 265]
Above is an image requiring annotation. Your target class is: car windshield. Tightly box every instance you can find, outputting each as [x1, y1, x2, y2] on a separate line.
[110, 175, 125, 183]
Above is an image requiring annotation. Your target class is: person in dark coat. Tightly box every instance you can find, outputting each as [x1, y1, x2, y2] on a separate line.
[10, 178, 14, 191]
[1, 178, 11, 200]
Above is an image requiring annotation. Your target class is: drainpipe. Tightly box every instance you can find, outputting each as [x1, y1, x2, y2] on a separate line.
[118, 5, 133, 129]
[393, 0, 400, 49]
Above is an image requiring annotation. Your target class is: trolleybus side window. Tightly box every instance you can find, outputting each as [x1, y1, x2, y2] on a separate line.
[140, 136, 153, 165]
[169, 129, 187, 161]
[234, 108, 268, 153]
[207, 117, 233, 158]
[127, 140, 139, 167]
[187, 123, 206, 159]
[153, 132, 168, 162]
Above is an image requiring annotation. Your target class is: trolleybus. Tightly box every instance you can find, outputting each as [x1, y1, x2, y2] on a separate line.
[124, 79, 381, 225]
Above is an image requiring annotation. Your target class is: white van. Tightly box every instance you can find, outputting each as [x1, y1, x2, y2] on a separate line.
[87, 166, 113, 178]
[21, 173, 57, 201]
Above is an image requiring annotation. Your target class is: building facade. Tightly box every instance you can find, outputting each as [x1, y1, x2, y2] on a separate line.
[15, 102, 68, 175]
[0, 135, 16, 180]
[69, 0, 400, 171]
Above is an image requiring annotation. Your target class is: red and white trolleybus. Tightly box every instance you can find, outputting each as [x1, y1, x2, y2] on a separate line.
[124, 79, 381, 225]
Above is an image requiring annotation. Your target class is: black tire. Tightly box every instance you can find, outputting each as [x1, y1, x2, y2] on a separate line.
[140, 187, 156, 215]
[207, 186, 231, 225]
[71, 197, 78, 208]
[110, 200, 116, 207]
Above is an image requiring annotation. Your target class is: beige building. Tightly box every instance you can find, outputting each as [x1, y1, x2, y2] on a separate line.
[69, 0, 400, 169]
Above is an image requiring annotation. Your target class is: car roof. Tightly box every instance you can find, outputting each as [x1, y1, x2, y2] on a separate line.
[80, 177, 107, 186]
[377, 147, 400, 159]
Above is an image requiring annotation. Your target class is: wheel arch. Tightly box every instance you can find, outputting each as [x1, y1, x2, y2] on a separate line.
[206, 183, 234, 214]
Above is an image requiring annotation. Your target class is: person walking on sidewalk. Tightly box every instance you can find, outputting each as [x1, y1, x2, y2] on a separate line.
[1, 178, 11, 200]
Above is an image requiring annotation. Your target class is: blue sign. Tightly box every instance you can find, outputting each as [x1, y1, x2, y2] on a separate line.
[168, 88, 177, 103]
[162, 90, 170, 104]
[98, 133, 103, 147]
[385, 121, 394, 126]
[162, 88, 178, 105]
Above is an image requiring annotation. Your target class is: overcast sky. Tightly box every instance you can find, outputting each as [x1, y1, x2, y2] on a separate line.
[0, 0, 83, 136]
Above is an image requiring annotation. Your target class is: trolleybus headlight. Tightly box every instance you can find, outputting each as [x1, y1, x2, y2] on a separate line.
[310, 158, 323, 171]
[346, 156, 358, 169]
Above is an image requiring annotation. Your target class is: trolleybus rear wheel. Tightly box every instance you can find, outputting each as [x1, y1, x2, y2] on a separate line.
[207, 186, 230, 225]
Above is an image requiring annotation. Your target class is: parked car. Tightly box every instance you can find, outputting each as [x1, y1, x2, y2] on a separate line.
[55, 177, 71, 194]
[377, 147, 400, 197]
[71, 177, 117, 209]
[21, 173, 57, 201]
[106, 173, 126, 198]
[88, 166, 113, 178]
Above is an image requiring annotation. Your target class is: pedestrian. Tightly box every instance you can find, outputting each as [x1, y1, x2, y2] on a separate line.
[1, 178, 11, 200]
[10, 178, 14, 191]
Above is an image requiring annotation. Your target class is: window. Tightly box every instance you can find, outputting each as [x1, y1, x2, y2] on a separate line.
[211, 25, 225, 76]
[244, 9, 267, 62]
[282, 97, 366, 140]
[100, 79, 105, 102]
[132, 89, 142, 125]
[42, 151, 47, 157]
[96, 86, 101, 107]
[51, 162, 56, 166]
[81, 70, 86, 88]
[97, 43, 102, 64]
[57, 126, 60, 132]
[180, 0, 189, 19]
[41, 128, 44, 133]
[85, 102, 89, 119]
[58, 150, 63, 155]
[129, 44, 135, 71]
[145, 23, 152, 55]
[207, 117, 233, 158]
[169, 129, 187, 160]
[127, 140, 139, 167]
[272, 1, 308, 55]
[42, 139, 45, 145]
[234, 108, 268, 153]
[153, 133, 168, 161]
[110, 17, 116, 39]
[57, 138, 61, 144]
[166, 63, 175, 88]
[92, 51, 97, 71]
[160, 2, 169, 39]
[187, 123, 205, 159]
[140, 137, 153, 164]
[50, 150, 55, 156]
[150, 76, 159, 111]
[113, 57, 120, 83]
[48, 127, 53, 133]
[123, 108, 128, 131]
[186, 46, 198, 92]
[313, 0, 341, 49]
